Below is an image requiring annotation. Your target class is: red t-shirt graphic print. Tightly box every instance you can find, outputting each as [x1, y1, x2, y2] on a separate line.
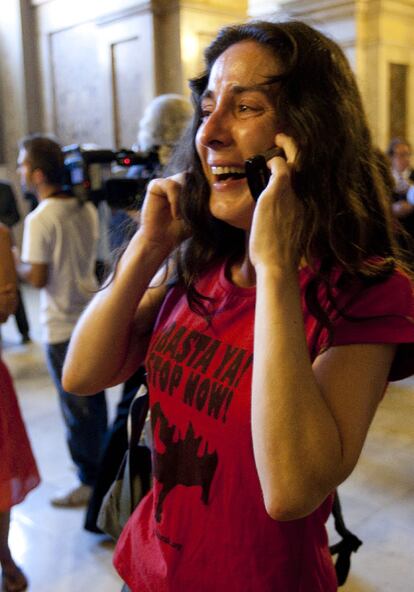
[114, 260, 414, 592]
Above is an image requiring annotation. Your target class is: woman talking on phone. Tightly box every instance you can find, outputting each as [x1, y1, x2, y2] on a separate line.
[63, 20, 414, 592]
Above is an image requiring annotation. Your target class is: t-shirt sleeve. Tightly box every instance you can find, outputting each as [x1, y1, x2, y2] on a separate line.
[21, 212, 52, 264]
[326, 271, 414, 381]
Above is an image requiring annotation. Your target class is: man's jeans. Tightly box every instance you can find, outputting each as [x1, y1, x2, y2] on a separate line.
[45, 340, 108, 486]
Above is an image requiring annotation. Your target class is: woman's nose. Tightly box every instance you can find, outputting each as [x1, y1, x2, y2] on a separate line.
[198, 108, 233, 149]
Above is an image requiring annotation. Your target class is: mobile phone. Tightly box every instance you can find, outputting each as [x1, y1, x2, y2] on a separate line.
[245, 146, 285, 201]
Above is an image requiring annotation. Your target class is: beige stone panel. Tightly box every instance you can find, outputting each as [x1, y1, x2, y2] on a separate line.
[179, 3, 248, 93]
[376, 47, 390, 150]
[378, 7, 414, 147]
[32, 0, 148, 31]
[49, 23, 106, 147]
[187, 0, 244, 9]
[111, 38, 144, 149]
[35, 2, 156, 150]
[380, 16, 414, 46]
[357, 0, 414, 148]
[0, 0, 38, 215]
[359, 44, 383, 144]
[248, 0, 356, 21]
[355, 1, 380, 143]
[0, 0, 27, 168]
[98, 11, 156, 149]
[152, 2, 183, 95]
[247, 1, 358, 67]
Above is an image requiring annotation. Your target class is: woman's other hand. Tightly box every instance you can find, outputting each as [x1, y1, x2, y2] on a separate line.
[138, 173, 189, 257]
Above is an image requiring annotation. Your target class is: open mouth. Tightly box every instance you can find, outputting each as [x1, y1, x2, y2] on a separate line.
[211, 166, 246, 182]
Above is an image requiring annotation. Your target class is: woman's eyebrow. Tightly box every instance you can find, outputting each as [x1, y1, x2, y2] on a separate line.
[200, 79, 284, 102]
[232, 83, 276, 95]
[232, 76, 287, 95]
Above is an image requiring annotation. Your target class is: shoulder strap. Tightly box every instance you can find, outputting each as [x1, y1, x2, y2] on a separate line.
[127, 383, 151, 505]
[329, 490, 363, 586]
[129, 383, 150, 448]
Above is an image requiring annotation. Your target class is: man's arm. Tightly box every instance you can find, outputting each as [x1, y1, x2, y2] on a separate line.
[17, 209, 49, 288]
[14, 250, 48, 288]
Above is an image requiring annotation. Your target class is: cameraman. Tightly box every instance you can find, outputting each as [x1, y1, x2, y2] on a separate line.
[107, 94, 193, 249]
[15, 134, 107, 507]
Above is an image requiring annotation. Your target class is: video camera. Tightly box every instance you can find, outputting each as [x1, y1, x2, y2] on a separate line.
[62, 144, 160, 210]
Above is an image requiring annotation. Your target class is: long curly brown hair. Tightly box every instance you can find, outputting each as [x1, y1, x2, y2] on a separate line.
[168, 20, 411, 333]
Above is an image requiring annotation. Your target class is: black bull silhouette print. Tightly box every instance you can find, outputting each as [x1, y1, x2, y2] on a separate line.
[152, 402, 218, 522]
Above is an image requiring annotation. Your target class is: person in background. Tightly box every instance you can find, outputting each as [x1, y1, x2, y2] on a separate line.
[14, 134, 107, 508]
[84, 93, 193, 533]
[387, 137, 414, 246]
[0, 181, 31, 344]
[63, 20, 414, 591]
[108, 93, 194, 251]
[0, 223, 40, 592]
[131, 93, 194, 170]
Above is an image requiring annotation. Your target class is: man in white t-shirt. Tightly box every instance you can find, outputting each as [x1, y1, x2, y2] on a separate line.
[15, 134, 107, 507]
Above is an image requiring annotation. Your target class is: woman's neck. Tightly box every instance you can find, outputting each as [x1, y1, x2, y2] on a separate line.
[229, 237, 256, 288]
[230, 258, 256, 287]
[228, 246, 306, 288]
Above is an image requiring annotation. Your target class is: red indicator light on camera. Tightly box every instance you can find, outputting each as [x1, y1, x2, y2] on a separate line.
[123, 158, 131, 165]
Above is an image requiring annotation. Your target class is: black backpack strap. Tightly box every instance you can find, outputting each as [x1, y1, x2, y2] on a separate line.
[128, 383, 152, 502]
[129, 383, 150, 449]
[329, 490, 363, 586]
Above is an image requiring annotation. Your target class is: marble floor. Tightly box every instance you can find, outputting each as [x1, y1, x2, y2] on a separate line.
[1, 285, 414, 591]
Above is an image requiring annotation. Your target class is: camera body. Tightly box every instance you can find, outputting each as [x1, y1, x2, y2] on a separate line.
[62, 144, 160, 210]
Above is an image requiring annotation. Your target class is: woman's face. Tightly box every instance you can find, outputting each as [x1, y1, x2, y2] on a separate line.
[196, 41, 282, 230]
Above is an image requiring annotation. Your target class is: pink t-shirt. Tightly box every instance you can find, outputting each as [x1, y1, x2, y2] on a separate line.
[114, 262, 414, 591]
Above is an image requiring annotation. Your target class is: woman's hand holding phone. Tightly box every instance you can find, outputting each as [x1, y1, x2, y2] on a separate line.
[248, 134, 303, 272]
[245, 146, 286, 201]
